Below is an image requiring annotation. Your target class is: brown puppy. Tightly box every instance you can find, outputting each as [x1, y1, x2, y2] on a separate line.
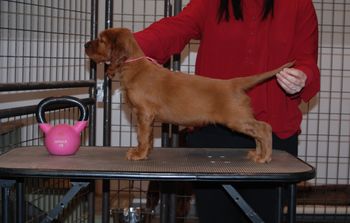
[85, 28, 293, 163]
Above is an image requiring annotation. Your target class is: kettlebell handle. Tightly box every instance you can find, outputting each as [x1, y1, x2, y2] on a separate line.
[36, 96, 89, 124]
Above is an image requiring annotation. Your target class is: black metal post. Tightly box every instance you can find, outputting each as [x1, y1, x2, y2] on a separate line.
[170, 0, 183, 148]
[160, 188, 169, 223]
[1, 186, 10, 223]
[89, 0, 99, 147]
[102, 180, 110, 223]
[287, 184, 297, 223]
[41, 182, 90, 223]
[88, 181, 95, 223]
[223, 184, 264, 223]
[167, 2, 183, 222]
[103, 0, 113, 147]
[16, 181, 25, 223]
[102, 1, 113, 222]
[276, 186, 283, 223]
[1, 180, 16, 223]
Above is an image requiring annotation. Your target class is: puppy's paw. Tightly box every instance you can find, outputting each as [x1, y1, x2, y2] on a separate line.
[247, 150, 271, 163]
[247, 150, 259, 161]
[255, 156, 272, 164]
[126, 148, 148, 161]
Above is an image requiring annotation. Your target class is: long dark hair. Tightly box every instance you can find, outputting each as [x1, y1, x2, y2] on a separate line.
[217, 0, 274, 22]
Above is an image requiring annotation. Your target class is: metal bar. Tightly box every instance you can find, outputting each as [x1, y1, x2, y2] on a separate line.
[164, 0, 170, 17]
[171, 124, 179, 147]
[1, 187, 10, 223]
[0, 80, 96, 92]
[174, 0, 182, 16]
[40, 181, 89, 223]
[168, 192, 177, 223]
[159, 3, 173, 223]
[102, 180, 110, 223]
[287, 184, 297, 223]
[168, 0, 182, 148]
[16, 181, 25, 223]
[105, 0, 113, 29]
[88, 0, 99, 148]
[0, 98, 95, 119]
[0, 179, 16, 223]
[159, 182, 178, 223]
[160, 191, 169, 223]
[222, 184, 264, 223]
[276, 186, 283, 223]
[161, 123, 170, 147]
[88, 181, 95, 223]
[103, 0, 113, 147]
[102, 1, 113, 222]
[103, 78, 112, 146]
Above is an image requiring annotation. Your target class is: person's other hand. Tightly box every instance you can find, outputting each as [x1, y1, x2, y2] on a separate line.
[276, 68, 307, 95]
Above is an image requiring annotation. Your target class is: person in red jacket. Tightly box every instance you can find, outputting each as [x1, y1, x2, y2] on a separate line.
[134, 0, 319, 222]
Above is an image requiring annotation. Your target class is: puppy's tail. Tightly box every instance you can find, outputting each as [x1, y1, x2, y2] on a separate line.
[235, 61, 295, 91]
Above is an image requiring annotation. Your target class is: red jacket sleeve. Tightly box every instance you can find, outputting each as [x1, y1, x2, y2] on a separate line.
[133, 0, 205, 64]
[294, 0, 320, 102]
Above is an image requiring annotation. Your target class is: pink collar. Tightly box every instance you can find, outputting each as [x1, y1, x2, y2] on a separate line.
[125, 56, 161, 67]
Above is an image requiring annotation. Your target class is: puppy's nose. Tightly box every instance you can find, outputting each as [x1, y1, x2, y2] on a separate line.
[84, 42, 91, 49]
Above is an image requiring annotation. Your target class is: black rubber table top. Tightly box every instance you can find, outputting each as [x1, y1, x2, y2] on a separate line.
[0, 147, 315, 182]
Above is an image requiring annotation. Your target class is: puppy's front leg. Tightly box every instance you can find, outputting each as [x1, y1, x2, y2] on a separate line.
[126, 113, 154, 160]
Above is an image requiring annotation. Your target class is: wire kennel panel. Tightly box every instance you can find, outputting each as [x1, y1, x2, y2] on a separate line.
[0, 0, 97, 150]
[0, 0, 93, 83]
[304, 1, 349, 179]
[113, 0, 167, 31]
[299, 0, 350, 185]
[296, 0, 350, 221]
[0, 0, 98, 222]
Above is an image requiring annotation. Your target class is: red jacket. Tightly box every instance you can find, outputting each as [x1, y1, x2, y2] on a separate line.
[134, 0, 320, 138]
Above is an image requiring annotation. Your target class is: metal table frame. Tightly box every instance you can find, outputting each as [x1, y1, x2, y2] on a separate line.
[0, 146, 315, 223]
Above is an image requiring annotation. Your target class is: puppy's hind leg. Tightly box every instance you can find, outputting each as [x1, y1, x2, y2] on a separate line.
[126, 113, 154, 160]
[246, 121, 272, 163]
[247, 138, 262, 161]
[227, 119, 272, 163]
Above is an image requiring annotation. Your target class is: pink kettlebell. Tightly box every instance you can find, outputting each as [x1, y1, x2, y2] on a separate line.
[36, 96, 89, 155]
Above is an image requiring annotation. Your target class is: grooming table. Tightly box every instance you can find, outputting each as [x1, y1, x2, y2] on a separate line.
[0, 146, 315, 223]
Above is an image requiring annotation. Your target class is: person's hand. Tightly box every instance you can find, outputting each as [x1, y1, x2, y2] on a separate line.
[276, 68, 307, 95]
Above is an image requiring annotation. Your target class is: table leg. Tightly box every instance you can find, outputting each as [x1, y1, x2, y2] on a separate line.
[160, 182, 177, 223]
[40, 181, 89, 223]
[16, 181, 25, 223]
[169, 192, 176, 223]
[287, 184, 296, 223]
[1, 179, 16, 223]
[88, 181, 95, 223]
[160, 190, 169, 223]
[102, 179, 110, 223]
[222, 184, 264, 223]
[276, 186, 283, 223]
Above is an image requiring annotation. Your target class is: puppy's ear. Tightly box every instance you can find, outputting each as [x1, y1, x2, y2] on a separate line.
[108, 30, 129, 66]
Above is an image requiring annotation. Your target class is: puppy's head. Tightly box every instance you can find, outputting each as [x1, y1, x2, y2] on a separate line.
[85, 28, 139, 77]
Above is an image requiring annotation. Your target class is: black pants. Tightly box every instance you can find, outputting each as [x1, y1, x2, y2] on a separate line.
[185, 124, 298, 223]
